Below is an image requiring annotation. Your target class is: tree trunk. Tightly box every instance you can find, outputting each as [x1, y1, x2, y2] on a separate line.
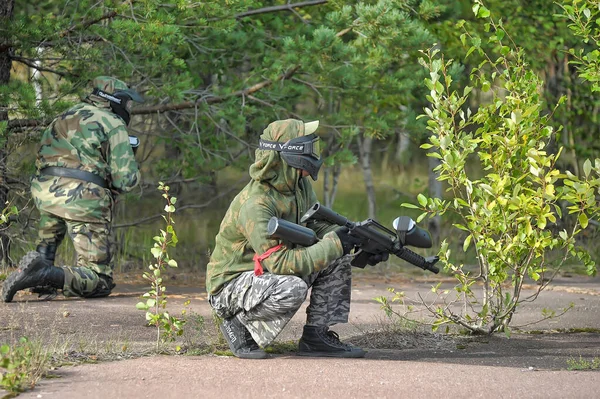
[561, 53, 579, 176]
[322, 164, 341, 208]
[357, 135, 376, 219]
[394, 129, 410, 171]
[427, 148, 442, 245]
[0, 0, 15, 267]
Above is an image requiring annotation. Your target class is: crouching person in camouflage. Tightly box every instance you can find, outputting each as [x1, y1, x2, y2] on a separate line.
[2, 76, 143, 302]
[206, 119, 387, 359]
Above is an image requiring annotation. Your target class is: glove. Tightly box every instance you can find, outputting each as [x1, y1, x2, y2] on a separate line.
[367, 252, 389, 266]
[335, 227, 362, 255]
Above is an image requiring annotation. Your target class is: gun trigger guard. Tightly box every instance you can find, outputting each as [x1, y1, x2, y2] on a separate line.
[349, 248, 362, 258]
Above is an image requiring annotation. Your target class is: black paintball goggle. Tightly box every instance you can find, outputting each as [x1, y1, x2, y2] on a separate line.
[92, 88, 144, 126]
[259, 133, 323, 180]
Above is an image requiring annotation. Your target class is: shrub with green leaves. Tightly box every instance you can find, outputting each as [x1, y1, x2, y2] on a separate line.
[403, 1, 600, 334]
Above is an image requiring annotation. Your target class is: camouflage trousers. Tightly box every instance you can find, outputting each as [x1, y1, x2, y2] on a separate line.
[209, 256, 352, 347]
[37, 210, 115, 298]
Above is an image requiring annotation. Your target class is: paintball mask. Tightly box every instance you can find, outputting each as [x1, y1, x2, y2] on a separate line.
[92, 87, 144, 126]
[258, 121, 324, 180]
[129, 135, 140, 155]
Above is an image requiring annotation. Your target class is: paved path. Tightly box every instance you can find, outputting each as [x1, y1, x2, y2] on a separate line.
[1, 274, 599, 398]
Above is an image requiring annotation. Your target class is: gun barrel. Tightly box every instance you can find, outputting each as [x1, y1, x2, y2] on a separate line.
[301, 202, 350, 227]
[394, 247, 440, 274]
[267, 217, 319, 247]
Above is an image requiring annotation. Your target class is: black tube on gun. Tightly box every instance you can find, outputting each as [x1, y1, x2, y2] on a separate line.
[301, 202, 350, 227]
[267, 217, 318, 247]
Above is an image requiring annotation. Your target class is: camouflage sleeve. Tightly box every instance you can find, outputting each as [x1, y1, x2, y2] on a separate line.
[239, 198, 343, 276]
[107, 124, 140, 193]
[304, 186, 339, 238]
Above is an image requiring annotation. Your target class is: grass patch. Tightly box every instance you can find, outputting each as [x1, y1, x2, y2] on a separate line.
[0, 337, 49, 395]
[566, 356, 600, 371]
[264, 341, 298, 354]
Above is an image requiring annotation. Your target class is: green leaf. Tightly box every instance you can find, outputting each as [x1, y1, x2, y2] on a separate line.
[417, 193, 427, 207]
[478, 6, 491, 18]
[401, 203, 419, 209]
[583, 159, 592, 178]
[579, 213, 589, 229]
[150, 247, 162, 259]
[463, 234, 472, 252]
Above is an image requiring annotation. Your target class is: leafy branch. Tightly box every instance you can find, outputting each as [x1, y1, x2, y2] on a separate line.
[136, 182, 185, 349]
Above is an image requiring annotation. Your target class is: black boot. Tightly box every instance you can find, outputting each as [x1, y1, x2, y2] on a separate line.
[298, 325, 366, 358]
[219, 316, 267, 359]
[31, 244, 60, 299]
[2, 251, 65, 303]
[36, 243, 57, 265]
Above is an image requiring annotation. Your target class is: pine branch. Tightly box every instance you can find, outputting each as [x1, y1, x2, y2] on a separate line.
[7, 66, 300, 130]
[7, 119, 47, 130]
[235, 0, 328, 18]
[10, 56, 69, 77]
[131, 65, 300, 115]
[7, 64, 301, 128]
[58, 11, 118, 38]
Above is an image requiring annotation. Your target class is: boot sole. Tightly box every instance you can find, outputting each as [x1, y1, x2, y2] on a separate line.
[1, 251, 45, 303]
[296, 350, 366, 358]
[234, 350, 268, 360]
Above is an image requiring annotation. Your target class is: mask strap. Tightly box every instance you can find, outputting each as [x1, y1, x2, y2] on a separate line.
[91, 88, 123, 104]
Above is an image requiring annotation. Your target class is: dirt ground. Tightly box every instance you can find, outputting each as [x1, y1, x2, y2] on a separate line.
[1, 272, 599, 398]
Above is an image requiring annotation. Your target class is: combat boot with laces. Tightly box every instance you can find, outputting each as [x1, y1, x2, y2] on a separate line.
[2, 251, 64, 303]
[219, 315, 267, 359]
[298, 325, 365, 358]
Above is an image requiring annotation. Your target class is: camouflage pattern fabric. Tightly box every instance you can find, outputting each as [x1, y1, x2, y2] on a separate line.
[29, 76, 139, 298]
[206, 119, 343, 296]
[89, 76, 130, 99]
[37, 210, 115, 297]
[209, 256, 352, 347]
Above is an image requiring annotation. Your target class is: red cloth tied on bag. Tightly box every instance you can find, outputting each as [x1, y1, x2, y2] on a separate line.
[253, 244, 283, 276]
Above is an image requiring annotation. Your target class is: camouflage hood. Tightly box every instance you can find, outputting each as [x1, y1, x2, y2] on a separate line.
[84, 76, 131, 109]
[249, 119, 309, 193]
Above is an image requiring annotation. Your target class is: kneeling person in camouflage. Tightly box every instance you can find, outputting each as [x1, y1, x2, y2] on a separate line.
[2, 76, 143, 302]
[206, 119, 386, 359]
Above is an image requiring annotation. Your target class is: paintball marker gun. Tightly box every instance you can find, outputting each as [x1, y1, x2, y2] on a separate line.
[267, 202, 439, 274]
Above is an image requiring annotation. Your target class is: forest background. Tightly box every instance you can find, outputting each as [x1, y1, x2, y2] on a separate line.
[1, 0, 599, 282]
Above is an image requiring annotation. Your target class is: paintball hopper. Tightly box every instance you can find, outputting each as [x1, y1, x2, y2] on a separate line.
[393, 216, 432, 248]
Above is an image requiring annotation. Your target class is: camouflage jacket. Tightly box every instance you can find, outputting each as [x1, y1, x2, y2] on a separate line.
[30, 100, 139, 223]
[206, 119, 343, 295]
